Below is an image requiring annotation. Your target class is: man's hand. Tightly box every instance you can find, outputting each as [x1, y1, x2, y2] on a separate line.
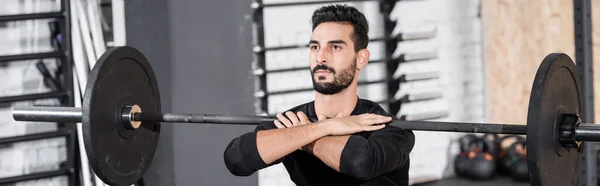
[273, 111, 334, 152]
[273, 112, 391, 135]
[322, 113, 391, 136]
[273, 111, 313, 151]
[273, 111, 311, 128]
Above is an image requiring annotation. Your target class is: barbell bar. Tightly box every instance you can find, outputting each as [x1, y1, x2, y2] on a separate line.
[13, 105, 529, 134]
[11, 103, 598, 148]
[9, 46, 596, 186]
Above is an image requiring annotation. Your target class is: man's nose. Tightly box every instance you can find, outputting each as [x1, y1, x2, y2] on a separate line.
[316, 49, 329, 64]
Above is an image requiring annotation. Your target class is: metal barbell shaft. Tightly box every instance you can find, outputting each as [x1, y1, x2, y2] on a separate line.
[133, 112, 528, 134]
[390, 120, 526, 134]
[12, 106, 528, 134]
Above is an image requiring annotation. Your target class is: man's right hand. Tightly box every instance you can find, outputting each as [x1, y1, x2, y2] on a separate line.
[321, 113, 392, 136]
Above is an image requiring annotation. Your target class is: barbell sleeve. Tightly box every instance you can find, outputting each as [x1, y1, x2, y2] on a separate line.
[575, 123, 600, 141]
[12, 106, 82, 123]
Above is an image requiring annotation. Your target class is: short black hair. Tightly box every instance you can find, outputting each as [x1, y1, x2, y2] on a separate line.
[311, 4, 369, 52]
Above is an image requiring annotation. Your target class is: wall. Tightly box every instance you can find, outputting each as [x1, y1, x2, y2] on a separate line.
[391, 0, 485, 181]
[166, 1, 257, 185]
[126, 0, 258, 186]
[0, 0, 67, 185]
[482, 0, 600, 125]
[167, 0, 258, 185]
[124, 0, 175, 185]
[482, 0, 576, 124]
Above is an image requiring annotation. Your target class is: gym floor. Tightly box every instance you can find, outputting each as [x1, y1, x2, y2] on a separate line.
[416, 176, 530, 186]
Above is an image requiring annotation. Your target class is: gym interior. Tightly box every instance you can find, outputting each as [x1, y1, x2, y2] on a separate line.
[0, 0, 599, 186]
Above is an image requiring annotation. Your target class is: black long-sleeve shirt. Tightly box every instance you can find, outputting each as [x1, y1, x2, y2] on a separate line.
[223, 98, 415, 186]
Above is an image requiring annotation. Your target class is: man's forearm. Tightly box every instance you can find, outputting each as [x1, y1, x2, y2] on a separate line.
[257, 122, 328, 164]
[304, 135, 351, 171]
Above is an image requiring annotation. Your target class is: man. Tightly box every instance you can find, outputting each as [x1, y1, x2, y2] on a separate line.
[223, 4, 415, 186]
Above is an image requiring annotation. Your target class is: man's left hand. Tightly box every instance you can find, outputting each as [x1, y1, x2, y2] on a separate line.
[274, 111, 311, 128]
[274, 111, 337, 152]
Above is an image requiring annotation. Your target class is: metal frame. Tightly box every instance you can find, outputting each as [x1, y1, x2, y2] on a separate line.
[261, 51, 437, 74]
[60, 0, 79, 184]
[0, 52, 65, 63]
[260, 0, 383, 8]
[0, 169, 71, 185]
[261, 71, 437, 96]
[251, 0, 268, 115]
[0, 0, 79, 185]
[0, 12, 63, 22]
[0, 92, 67, 104]
[0, 130, 70, 145]
[574, 0, 596, 185]
[380, 0, 399, 115]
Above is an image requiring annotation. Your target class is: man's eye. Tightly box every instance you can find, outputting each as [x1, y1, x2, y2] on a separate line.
[310, 46, 319, 50]
[332, 45, 341, 50]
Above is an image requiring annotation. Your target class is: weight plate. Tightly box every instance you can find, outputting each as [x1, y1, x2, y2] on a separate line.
[83, 46, 161, 186]
[526, 53, 583, 186]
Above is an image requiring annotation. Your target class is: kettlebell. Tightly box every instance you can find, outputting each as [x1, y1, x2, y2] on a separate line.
[454, 134, 478, 178]
[482, 134, 498, 156]
[496, 135, 526, 175]
[508, 139, 529, 182]
[465, 137, 496, 180]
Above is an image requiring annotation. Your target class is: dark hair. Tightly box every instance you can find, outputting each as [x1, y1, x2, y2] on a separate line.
[311, 4, 369, 52]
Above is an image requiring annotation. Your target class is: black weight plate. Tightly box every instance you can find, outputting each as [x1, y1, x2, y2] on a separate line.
[83, 46, 161, 186]
[527, 53, 583, 186]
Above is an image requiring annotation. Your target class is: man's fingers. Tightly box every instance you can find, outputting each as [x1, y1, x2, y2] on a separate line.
[276, 113, 293, 127]
[297, 111, 310, 124]
[378, 116, 393, 123]
[364, 124, 386, 131]
[285, 111, 301, 125]
[360, 115, 393, 125]
[274, 120, 286, 129]
[334, 113, 343, 118]
[317, 114, 327, 121]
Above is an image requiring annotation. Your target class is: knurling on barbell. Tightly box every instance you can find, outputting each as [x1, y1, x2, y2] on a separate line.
[10, 46, 597, 186]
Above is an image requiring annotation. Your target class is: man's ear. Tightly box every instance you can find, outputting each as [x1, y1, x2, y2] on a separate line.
[356, 49, 370, 70]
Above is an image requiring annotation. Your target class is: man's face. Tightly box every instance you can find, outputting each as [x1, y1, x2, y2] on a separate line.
[309, 22, 358, 95]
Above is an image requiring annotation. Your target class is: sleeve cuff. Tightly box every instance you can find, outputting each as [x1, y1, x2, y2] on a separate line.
[339, 135, 367, 174]
[240, 131, 268, 169]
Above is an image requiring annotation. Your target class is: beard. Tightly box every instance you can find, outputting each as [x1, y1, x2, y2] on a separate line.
[311, 59, 357, 95]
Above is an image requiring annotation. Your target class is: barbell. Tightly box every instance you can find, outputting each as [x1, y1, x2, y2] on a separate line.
[9, 46, 598, 186]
